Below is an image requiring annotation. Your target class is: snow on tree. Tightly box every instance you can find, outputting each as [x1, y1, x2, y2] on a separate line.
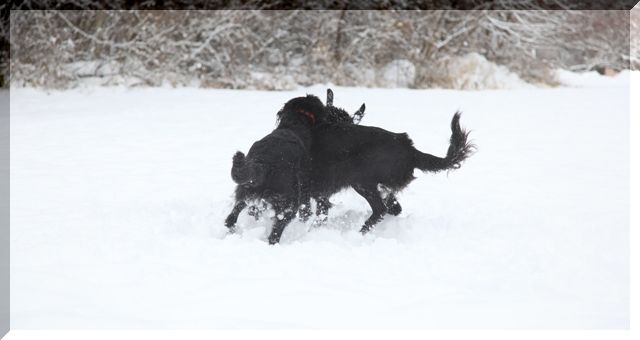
[7, 9, 633, 89]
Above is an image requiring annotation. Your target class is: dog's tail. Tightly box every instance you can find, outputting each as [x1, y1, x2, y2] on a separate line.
[231, 151, 266, 187]
[414, 112, 475, 172]
[231, 152, 248, 183]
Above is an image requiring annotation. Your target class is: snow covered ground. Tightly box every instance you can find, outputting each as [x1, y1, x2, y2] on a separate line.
[8, 72, 630, 328]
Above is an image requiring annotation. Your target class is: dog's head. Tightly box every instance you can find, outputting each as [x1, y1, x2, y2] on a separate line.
[276, 94, 327, 126]
[326, 106, 353, 124]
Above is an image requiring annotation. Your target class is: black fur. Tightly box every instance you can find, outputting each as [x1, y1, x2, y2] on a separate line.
[303, 111, 475, 233]
[311, 89, 367, 222]
[225, 95, 327, 244]
[245, 88, 367, 224]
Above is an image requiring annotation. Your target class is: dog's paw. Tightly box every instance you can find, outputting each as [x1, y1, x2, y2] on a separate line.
[226, 225, 238, 234]
[267, 235, 280, 245]
[224, 215, 237, 229]
[359, 225, 373, 234]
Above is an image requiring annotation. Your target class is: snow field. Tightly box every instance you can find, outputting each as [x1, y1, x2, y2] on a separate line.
[9, 73, 630, 328]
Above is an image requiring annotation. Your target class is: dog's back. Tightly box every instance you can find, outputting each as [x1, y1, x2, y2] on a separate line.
[248, 129, 307, 165]
[232, 128, 309, 201]
[311, 113, 472, 196]
[311, 123, 418, 194]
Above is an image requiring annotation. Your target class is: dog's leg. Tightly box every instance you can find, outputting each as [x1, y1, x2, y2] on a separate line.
[384, 193, 402, 216]
[268, 202, 297, 245]
[315, 195, 332, 216]
[298, 205, 312, 222]
[313, 195, 332, 227]
[296, 170, 312, 222]
[225, 200, 247, 231]
[353, 185, 387, 234]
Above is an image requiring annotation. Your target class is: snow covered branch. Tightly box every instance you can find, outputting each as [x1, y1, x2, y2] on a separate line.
[8, 9, 632, 89]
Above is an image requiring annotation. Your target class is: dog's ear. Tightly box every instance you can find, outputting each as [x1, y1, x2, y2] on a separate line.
[326, 89, 334, 107]
[352, 103, 366, 124]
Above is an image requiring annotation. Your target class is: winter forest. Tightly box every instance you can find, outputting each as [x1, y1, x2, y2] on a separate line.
[6, 8, 639, 89]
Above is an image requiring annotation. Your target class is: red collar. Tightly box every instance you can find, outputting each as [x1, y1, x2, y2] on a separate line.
[297, 108, 316, 124]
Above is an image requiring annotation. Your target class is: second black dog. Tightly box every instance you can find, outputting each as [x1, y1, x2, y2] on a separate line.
[224, 95, 326, 244]
[304, 111, 474, 233]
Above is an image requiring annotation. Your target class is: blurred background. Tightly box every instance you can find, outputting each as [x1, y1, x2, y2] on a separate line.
[4, 6, 639, 89]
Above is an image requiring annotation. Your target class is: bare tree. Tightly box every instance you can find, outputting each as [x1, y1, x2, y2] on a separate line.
[8, 9, 632, 89]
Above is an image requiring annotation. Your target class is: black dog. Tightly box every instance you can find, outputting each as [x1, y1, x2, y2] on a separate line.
[300, 111, 474, 233]
[244, 89, 367, 223]
[313, 89, 404, 221]
[224, 95, 326, 244]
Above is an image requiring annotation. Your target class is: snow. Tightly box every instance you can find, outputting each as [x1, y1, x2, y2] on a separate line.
[379, 59, 416, 88]
[555, 69, 631, 88]
[8, 72, 630, 328]
[441, 53, 534, 90]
